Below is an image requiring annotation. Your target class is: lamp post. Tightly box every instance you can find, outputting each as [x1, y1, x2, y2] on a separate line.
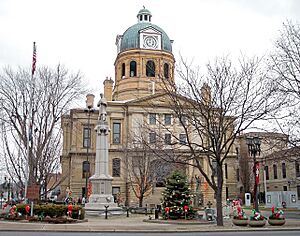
[84, 94, 95, 201]
[246, 136, 261, 212]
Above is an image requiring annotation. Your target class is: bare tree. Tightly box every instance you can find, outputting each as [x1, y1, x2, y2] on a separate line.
[154, 56, 283, 226]
[0, 65, 87, 199]
[269, 21, 300, 146]
[124, 129, 173, 207]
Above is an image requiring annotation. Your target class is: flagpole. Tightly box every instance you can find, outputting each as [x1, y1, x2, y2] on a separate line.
[24, 42, 36, 203]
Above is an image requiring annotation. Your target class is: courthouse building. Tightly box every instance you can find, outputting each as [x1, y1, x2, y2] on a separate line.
[60, 7, 238, 207]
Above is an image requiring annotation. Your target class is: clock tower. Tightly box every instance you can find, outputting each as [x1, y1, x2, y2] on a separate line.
[113, 7, 175, 101]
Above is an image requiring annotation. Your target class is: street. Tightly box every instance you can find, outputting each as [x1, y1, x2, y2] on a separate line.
[1, 232, 300, 236]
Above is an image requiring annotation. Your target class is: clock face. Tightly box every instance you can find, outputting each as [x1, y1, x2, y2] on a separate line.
[143, 35, 158, 49]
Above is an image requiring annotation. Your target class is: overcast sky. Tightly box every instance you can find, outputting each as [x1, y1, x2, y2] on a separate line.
[1, 0, 300, 104]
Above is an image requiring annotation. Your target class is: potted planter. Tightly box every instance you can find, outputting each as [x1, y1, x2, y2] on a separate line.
[232, 218, 249, 226]
[249, 219, 266, 227]
[232, 207, 248, 226]
[268, 207, 285, 226]
[268, 218, 285, 226]
[249, 210, 266, 227]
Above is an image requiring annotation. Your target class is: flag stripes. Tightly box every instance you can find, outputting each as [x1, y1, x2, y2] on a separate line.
[32, 42, 36, 76]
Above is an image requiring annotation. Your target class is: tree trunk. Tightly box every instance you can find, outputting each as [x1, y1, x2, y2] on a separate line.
[139, 195, 143, 207]
[216, 164, 224, 226]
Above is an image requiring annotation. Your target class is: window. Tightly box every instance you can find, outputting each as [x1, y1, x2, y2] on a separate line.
[149, 113, 156, 125]
[149, 132, 156, 144]
[226, 187, 229, 199]
[283, 186, 288, 191]
[273, 164, 278, 179]
[297, 185, 300, 200]
[265, 166, 269, 180]
[113, 123, 121, 144]
[144, 15, 148, 21]
[282, 163, 286, 178]
[225, 163, 228, 179]
[83, 128, 91, 148]
[112, 158, 121, 177]
[140, 15, 142, 21]
[179, 133, 187, 144]
[179, 115, 187, 125]
[164, 133, 171, 145]
[237, 168, 240, 181]
[112, 187, 120, 203]
[121, 63, 125, 77]
[164, 114, 171, 125]
[146, 60, 155, 77]
[150, 160, 174, 187]
[130, 61, 137, 77]
[82, 161, 90, 178]
[296, 161, 300, 177]
[164, 63, 169, 78]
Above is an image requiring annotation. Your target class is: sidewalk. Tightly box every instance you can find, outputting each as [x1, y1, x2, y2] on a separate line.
[0, 214, 300, 232]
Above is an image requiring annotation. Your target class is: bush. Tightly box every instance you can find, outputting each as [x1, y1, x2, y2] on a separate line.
[16, 203, 85, 220]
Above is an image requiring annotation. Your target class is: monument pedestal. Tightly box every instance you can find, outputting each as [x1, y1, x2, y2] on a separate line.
[85, 175, 123, 216]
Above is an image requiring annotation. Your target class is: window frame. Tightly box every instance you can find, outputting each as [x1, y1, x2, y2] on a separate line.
[121, 63, 125, 77]
[112, 158, 121, 177]
[149, 113, 156, 125]
[112, 122, 121, 144]
[164, 63, 169, 79]
[129, 61, 137, 77]
[146, 60, 155, 77]
[83, 127, 91, 148]
[149, 132, 156, 144]
[179, 133, 187, 144]
[265, 166, 269, 180]
[273, 164, 278, 179]
[296, 161, 300, 177]
[164, 133, 171, 145]
[164, 114, 172, 125]
[282, 163, 286, 178]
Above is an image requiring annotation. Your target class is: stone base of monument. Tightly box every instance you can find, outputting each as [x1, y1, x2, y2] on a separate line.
[85, 194, 124, 216]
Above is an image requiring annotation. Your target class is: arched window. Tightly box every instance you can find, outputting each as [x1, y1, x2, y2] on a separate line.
[150, 160, 175, 187]
[121, 63, 125, 77]
[130, 61, 137, 77]
[273, 164, 278, 179]
[164, 63, 169, 79]
[146, 60, 155, 77]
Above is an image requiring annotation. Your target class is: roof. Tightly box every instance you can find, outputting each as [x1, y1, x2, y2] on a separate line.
[120, 22, 172, 53]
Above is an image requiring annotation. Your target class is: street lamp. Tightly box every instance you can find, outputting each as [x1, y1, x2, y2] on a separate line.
[246, 136, 261, 212]
[83, 94, 95, 201]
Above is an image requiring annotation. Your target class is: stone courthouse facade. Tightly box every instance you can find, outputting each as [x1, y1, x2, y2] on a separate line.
[60, 8, 238, 207]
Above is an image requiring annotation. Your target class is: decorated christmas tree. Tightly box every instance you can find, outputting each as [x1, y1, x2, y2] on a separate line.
[161, 170, 195, 219]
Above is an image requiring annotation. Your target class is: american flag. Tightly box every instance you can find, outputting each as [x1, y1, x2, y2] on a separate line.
[32, 42, 36, 76]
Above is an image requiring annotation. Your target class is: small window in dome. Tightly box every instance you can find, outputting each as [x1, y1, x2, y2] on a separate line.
[130, 61, 137, 77]
[149, 16, 151, 22]
[164, 63, 169, 79]
[146, 60, 155, 77]
[144, 15, 148, 21]
[140, 15, 142, 21]
[121, 63, 125, 77]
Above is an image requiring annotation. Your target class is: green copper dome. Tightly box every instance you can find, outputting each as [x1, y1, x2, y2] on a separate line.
[119, 7, 172, 53]
[120, 23, 172, 53]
